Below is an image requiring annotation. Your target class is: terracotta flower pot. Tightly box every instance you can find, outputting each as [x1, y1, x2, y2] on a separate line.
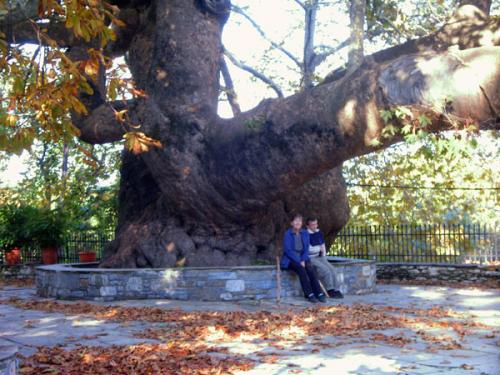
[5, 247, 21, 266]
[78, 251, 97, 263]
[42, 247, 58, 264]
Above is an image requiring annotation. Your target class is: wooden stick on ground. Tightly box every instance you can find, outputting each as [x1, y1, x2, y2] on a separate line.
[276, 256, 281, 305]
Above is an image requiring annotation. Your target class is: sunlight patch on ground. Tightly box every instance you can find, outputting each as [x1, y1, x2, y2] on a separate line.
[71, 319, 107, 327]
[455, 289, 495, 297]
[153, 300, 177, 306]
[409, 289, 445, 300]
[21, 330, 57, 337]
[38, 316, 63, 324]
[285, 352, 400, 374]
[460, 297, 500, 308]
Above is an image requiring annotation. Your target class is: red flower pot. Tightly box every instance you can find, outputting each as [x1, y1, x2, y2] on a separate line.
[42, 247, 58, 264]
[5, 247, 21, 266]
[78, 251, 97, 263]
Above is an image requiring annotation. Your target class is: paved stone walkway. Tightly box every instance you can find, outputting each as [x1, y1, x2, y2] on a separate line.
[0, 284, 498, 374]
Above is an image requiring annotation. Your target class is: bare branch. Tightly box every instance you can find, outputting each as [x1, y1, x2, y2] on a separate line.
[347, 0, 365, 74]
[302, 0, 319, 88]
[220, 55, 241, 116]
[223, 47, 284, 98]
[293, 0, 305, 10]
[231, 5, 302, 69]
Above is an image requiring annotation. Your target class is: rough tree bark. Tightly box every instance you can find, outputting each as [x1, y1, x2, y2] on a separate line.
[3, 0, 499, 268]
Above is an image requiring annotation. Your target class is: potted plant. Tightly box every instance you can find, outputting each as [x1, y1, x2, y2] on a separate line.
[29, 208, 67, 265]
[0, 207, 19, 265]
[78, 248, 97, 263]
[0, 205, 33, 265]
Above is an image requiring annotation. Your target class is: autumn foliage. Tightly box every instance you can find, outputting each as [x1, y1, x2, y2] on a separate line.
[4, 296, 496, 374]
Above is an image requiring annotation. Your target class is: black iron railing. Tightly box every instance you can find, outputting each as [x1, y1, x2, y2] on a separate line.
[0, 231, 114, 265]
[1, 224, 498, 265]
[329, 223, 498, 264]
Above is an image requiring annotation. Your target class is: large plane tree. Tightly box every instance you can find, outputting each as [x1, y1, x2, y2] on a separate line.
[1, 0, 498, 267]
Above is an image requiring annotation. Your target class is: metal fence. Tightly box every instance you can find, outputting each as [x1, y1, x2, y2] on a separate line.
[2, 224, 499, 265]
[1, 231, 114, 265]
[329, 223, 498, 264]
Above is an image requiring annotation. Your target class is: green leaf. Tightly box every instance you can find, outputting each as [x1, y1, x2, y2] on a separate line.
[394, 106, 413, 119]
[418, 114, 432, 127]
[380, 109, 393, 123]
[401, 124, 412, 135]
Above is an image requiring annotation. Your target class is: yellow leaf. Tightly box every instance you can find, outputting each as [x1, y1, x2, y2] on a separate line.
[84, 61, 99, 76]
[5, 114, 17, 127]
[114, 109, 128, 122]
[111, 18, 126, 28]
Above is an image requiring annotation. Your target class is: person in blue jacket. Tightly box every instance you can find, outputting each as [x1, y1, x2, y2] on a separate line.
[280, 213, 326, 303]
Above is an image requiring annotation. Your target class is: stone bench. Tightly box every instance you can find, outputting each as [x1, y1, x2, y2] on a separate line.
[36, 257, 376, 302]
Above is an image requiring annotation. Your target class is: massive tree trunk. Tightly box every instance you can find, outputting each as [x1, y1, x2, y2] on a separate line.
[98, 0, 498, 268]
[4, 0, 498, 267]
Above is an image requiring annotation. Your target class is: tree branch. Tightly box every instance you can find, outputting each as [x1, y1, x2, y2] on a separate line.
[0, 3, 139, 57]
[312, 27, 388, 71]
[312, 28, 385, 70]
[459, 0, 492, 14]
[293, 0, 305, 10]
[302, 0, 319, 88]
[0, 0, 39, 25]
[323, 2, 499, 84]
[209, 46, 500, 207]
[0, 19, 78, 47]
[223, 47, 284, 98]
[231, 5, 302, 69]
[74, 99, 136, 144]
[347, 0, 365, 74]
[220, 55, 241, 116]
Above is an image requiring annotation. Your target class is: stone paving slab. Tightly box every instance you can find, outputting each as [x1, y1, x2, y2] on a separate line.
[0, 284, 498, 374]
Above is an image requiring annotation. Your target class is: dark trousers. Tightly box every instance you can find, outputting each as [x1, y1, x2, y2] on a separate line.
[288, 260, 323, 297]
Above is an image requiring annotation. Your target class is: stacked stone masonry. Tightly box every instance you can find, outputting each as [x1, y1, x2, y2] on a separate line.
[0, 265, 36, 280]
[36, 258, 376, 301]
[377, 263, 500, 284]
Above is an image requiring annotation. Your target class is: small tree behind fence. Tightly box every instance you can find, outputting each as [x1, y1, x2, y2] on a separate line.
[329, 223, 498, 264]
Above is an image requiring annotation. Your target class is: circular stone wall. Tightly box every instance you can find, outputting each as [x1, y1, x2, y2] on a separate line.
[36, 257, 376, 302]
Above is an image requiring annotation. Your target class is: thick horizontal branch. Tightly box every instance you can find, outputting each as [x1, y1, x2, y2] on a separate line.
[0, 19, 76, 46]
[74, 99, 137, 144]
[324, 3, 500, 84]
[207, 46, 499, 209]
[1, 4, 139, 57]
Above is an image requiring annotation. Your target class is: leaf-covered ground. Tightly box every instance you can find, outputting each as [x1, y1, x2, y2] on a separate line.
[0, 281, 498, 374]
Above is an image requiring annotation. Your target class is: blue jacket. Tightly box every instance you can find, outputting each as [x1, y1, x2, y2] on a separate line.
[280, 228, 310, 269]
